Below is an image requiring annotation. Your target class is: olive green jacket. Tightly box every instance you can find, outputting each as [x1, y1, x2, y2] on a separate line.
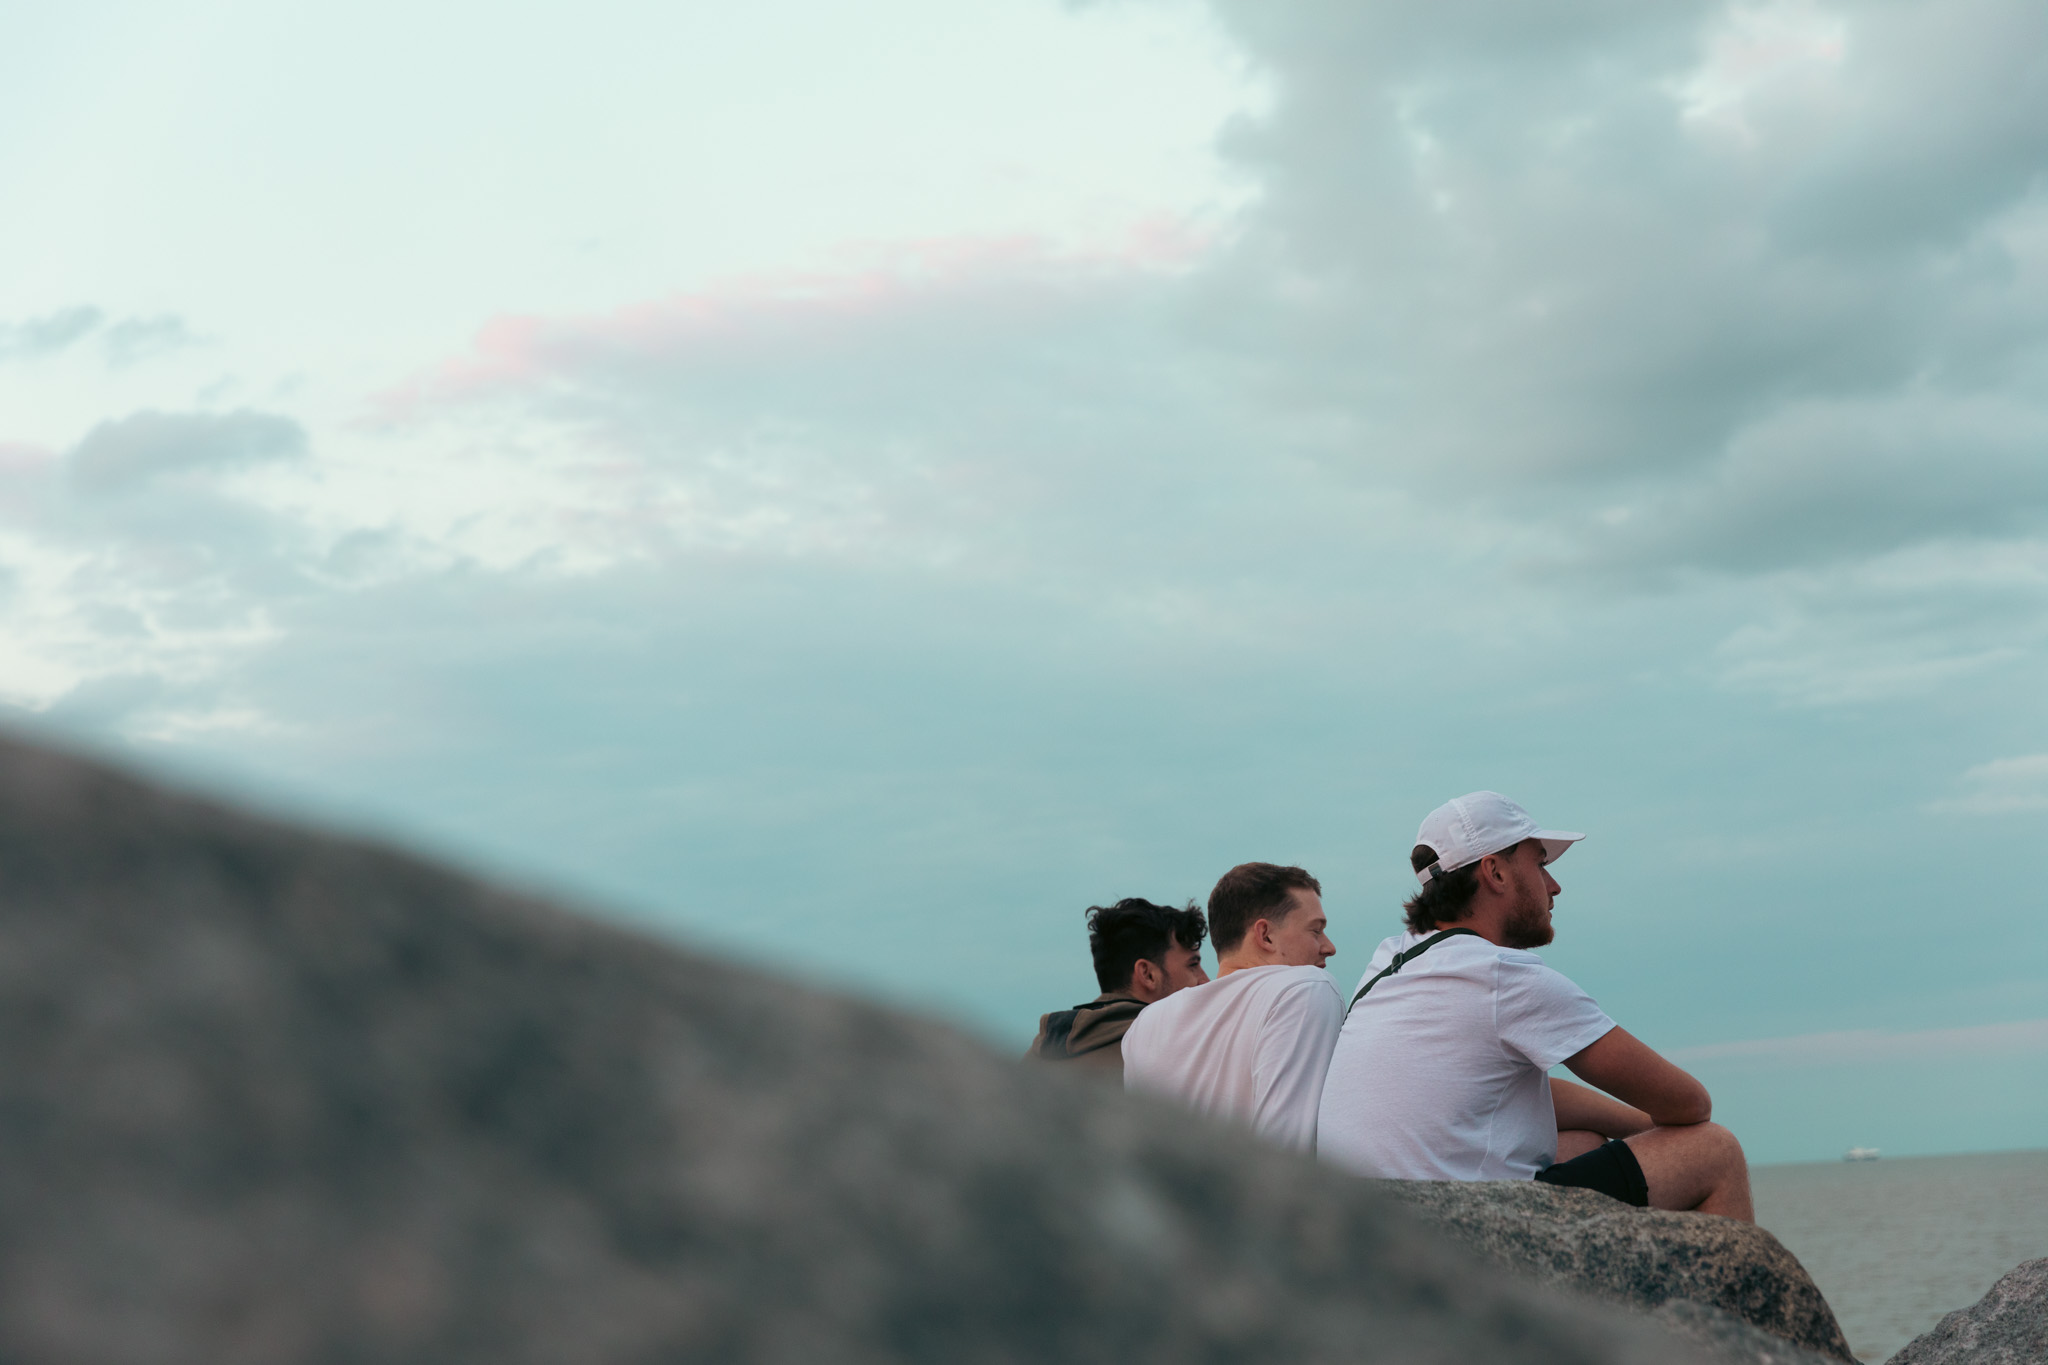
[1025, 993, 1145, 1074]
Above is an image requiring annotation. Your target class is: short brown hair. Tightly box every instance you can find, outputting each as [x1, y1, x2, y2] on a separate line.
[1207, 863, 1321, 954]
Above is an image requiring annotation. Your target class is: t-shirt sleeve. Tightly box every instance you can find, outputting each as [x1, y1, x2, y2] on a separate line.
[1494, 958, 1615, 1071]
[1250, 975, 1345, 1151]
[1120, 1010, 1153, 1092]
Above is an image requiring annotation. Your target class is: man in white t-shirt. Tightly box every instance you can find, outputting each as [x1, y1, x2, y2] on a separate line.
[1317, 793, 1753, 1221]
[1121, 862, 1342, 1151]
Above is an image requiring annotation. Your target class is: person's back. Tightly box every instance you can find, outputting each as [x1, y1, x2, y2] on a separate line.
[1318, 929, 1611, 1179]
[1123, 964, 1342, 1148]
[1026, 897, 1208, 1076]
[1027, 996, 1145, 1070]
[1121, 862, 1341, 1151]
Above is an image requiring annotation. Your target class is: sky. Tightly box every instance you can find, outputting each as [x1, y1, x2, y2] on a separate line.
[5, 0, 2047, 1165]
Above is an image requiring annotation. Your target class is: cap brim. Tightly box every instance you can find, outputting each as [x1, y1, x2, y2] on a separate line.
[1536, 831, 1584, 864]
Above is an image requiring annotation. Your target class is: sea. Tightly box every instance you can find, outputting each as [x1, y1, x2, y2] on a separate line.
[1751, 1148, 2048, 1362]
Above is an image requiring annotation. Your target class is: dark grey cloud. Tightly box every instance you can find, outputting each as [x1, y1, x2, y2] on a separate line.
[1568, 395, 2048, 575]
[67, 409, 308, 495]
[0, 307, 104, 359]
[1196, 0, 2048, 575]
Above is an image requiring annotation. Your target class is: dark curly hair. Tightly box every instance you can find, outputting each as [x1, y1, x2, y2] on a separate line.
[1086, 898, 1207, 994]
[1207, 863, 1321, 954]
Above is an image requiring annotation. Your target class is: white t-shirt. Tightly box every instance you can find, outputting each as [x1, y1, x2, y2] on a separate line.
[1121, 965, 1345, 1152]
[1316, 931, 1615, 1180]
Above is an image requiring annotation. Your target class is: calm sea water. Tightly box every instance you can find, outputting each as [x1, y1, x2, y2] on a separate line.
[1751, 1149, 2048, 1362]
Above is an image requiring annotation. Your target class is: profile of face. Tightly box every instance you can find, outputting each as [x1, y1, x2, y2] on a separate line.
[1262, 889, 1337, 968]
[1130, 934, 1211, 1003]
[1497, 840, 1562, 950]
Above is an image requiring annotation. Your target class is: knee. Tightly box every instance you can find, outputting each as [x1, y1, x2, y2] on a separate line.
[1694, 1121, 1747, 1171]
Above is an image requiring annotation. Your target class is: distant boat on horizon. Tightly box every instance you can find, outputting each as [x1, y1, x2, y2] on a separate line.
[1844, 1147, 1881, 1162]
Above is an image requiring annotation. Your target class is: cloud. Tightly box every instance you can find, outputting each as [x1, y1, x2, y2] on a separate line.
[1196, 0, 2048, 577]
[67, 409, 308, 495]
[1705, 538, 2048, 702]
[0, 309, 199, 367]
[369, 239, 1275, 586]
[1563, 394, 2048, 576]
[0, 307, 104, 360]
[0, 408, 322, 730]
[102, 314, 200, 367]
[350, 0, 2048, 714]
[1672, 1016, 2048, 1066]
[1928, 752, 2048, 814]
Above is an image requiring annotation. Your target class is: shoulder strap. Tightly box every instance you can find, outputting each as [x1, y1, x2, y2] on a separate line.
[1345, 928, 1484, 1015]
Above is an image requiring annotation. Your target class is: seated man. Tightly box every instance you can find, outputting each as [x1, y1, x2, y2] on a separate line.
[1026, 898, 1209, 1074]
[1121, 863, 1342, 1151]
[1317, 792, 1753, 1221]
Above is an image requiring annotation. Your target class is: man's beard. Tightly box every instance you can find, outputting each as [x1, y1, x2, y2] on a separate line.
[1500, 902, 1554, 950]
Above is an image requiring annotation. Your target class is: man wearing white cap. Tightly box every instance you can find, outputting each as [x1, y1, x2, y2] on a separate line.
[1316, 793, 1753, 1221]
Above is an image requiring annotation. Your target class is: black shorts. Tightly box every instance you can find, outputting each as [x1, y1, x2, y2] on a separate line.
[1535, 1138, 1649, 1207]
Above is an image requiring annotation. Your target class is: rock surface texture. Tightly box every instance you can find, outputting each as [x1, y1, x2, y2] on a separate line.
[1887, 1258, 2048, 1365]
[1378, 1173, 1854, 1360]
[0, 735, 1802, 1364]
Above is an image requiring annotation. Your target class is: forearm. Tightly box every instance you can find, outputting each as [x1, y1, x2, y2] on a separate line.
[1563, 1027, 1713, 1126]
[1550, 1077, 1652, 1138]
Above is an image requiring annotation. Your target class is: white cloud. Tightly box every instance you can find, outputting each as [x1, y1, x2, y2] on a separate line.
[102, 314, 199, 367]
[1672, 0, 1847, 141]
[1929, 752, 2048, 814]
[68, 409, 306, 493]
[0, 307, 103, 360]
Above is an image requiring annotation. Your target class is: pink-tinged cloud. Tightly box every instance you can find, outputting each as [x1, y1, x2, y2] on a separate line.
[0, 441, 55, 472]
[370, 223, 1217, 427]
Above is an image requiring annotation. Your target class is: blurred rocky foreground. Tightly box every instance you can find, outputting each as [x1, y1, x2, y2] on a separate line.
[0, 736, 1864, 1364]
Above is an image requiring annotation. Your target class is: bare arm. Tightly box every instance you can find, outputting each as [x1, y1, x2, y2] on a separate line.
[1562, 1026, 1712, 1127]
[1550, 1076, 1652, 1138]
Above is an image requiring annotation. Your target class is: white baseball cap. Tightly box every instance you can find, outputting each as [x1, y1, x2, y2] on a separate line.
[1414, 792, 1583, 885]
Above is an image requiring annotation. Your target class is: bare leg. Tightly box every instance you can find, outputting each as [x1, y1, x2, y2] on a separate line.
[1555, 1128, 1606, 1162]
[1624, 1123, 1754, 1222]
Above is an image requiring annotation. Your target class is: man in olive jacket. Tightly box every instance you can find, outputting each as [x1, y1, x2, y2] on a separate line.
[1028, 898, 1209, 1074]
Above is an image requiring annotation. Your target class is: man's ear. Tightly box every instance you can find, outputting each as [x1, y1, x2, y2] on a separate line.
[1248, 917, 1275, 953]
[1477, 851, 1512, 890]
[1129, 956, 1163, 997]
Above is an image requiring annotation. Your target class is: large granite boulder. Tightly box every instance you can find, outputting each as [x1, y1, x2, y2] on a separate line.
[1652, 1301, 1847, 1365]
[1888, 1258, 2048, 1365]
[0, 734, 1776, 1363]
[1379, 1176, 1854, 1361]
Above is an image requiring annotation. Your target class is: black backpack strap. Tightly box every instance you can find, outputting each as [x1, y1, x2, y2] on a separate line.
[1346, 928, 1484, 1015]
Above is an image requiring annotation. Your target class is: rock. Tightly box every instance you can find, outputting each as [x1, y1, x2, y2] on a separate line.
[1651, 1301, 1846, 1365]
[1379, 1180, 1854, 1361]
[0, 732, 1746, 1364]
[1887, 1258, 2048, 1365]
